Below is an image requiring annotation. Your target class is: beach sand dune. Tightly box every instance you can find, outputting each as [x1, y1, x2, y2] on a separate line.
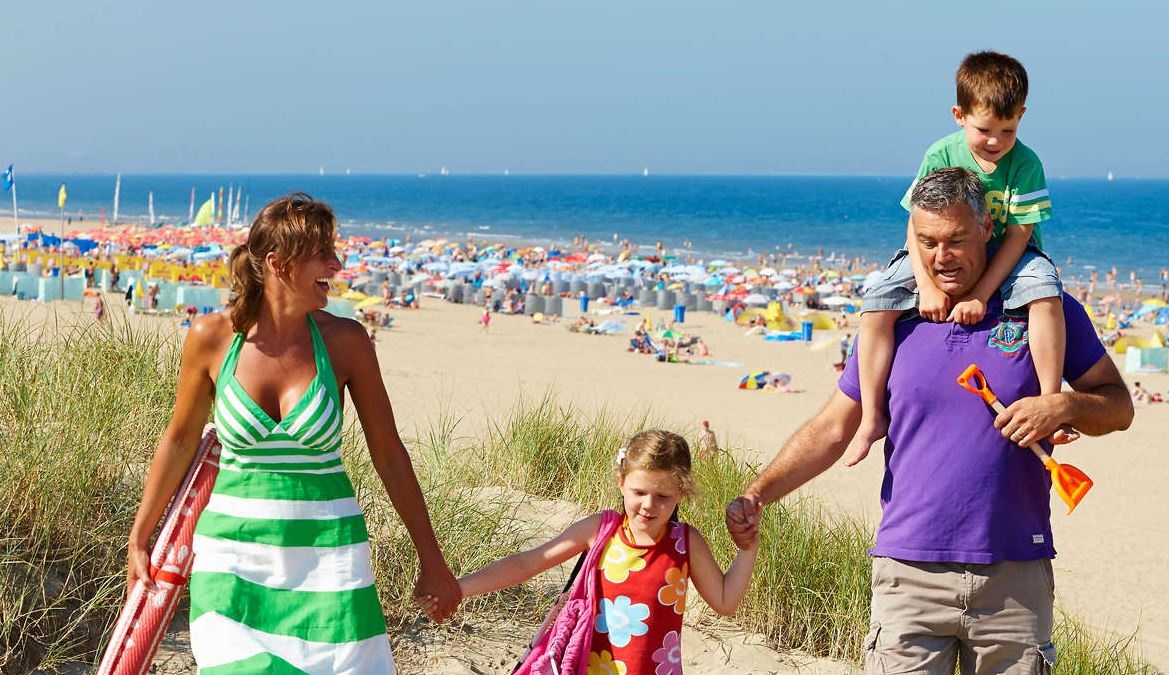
[8, 293, 1164, 671]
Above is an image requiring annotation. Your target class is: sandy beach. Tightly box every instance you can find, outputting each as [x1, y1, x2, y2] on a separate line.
[5, 282, 1165, 672]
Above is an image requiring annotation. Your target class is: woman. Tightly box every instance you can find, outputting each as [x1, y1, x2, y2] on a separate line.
[126, 193, 459, 671]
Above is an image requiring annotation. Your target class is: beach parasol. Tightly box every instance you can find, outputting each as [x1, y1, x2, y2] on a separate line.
[355, 296, 386, 310]
[738, 371, 769, 389]
[657, 328, 682, 340]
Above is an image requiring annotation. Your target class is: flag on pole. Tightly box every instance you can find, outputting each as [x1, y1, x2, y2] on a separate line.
[2, 165, 13, 191]
[58, 183, 68, 209]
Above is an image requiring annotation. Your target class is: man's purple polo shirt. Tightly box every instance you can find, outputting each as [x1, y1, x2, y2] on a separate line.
[839, 293, 1104, 564]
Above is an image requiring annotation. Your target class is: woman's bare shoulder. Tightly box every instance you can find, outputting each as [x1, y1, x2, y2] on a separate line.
[312, 310, 374, 370]
[186, 311, 235, 351]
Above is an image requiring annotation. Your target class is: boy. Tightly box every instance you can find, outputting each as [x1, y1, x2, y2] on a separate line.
[845, 51, 1066, 465]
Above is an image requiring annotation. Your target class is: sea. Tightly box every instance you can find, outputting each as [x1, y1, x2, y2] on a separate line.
[5, 174, 1167, 283]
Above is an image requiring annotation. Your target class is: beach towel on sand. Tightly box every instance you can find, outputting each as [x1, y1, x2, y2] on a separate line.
[513, 509, 623, 675]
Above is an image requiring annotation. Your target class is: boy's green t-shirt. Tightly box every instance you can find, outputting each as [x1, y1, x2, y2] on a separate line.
[900, 130, 1052, 249]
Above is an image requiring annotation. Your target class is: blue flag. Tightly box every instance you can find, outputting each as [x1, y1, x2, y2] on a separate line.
[2, 164, 12, 192]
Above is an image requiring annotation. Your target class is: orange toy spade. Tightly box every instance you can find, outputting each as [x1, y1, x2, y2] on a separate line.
[956, 364, 1094, 514]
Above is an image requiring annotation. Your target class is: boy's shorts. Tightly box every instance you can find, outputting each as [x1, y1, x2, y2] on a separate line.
[860, 242, 1062, 317]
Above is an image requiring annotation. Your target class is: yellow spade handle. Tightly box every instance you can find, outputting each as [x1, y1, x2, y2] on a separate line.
[985, 397, 1053, 464]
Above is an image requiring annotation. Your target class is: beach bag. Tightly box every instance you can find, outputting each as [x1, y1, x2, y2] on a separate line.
[512, 508, 622, 675]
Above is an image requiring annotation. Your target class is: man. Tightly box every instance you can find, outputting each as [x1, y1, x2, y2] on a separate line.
[726, 167, 1132, 674]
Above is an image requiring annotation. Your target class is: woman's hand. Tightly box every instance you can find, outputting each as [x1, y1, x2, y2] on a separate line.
[126, 541, 156, 594]
[414, 562, 461, 622]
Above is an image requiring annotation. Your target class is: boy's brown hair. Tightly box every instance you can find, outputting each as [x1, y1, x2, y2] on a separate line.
[956, 51, 1028, 119]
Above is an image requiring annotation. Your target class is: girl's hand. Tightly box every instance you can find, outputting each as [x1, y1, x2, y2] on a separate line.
[725, 495, 761, 550]
[415, 594, 443, 622]
[126, 542, 156, 594]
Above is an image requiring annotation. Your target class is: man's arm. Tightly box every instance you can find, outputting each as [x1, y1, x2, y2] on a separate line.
[994, 354, 1133, 446]
[726, 390, 861, 547]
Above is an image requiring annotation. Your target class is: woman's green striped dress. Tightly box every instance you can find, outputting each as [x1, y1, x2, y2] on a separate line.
[189, 315, 395, 673]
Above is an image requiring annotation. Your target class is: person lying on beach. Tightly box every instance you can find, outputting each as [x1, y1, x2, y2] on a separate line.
[422, 430, 758, 672]
[849, 51, 1070, 467]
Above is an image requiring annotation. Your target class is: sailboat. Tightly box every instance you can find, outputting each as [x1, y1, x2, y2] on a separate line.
[112, 173, 122, 225]
[231, 188, 242, 225]
[319, 166, 325, 176]
[192, 194, 215, 228]
[642, 166, 649, 177]
[440, 165, 450, 176]
[187, 187, 196, 223]
[148, 192, 155, 227]
[1107, 171, 1115, 182]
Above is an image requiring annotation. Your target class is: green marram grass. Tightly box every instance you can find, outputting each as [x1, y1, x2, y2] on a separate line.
[0, 311, 1157, 673]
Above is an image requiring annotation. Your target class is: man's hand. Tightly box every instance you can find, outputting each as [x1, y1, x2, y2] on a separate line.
[948, 296, 987, 325]
[726, 494, 762, 549]
[994, 393, 1069, 447]
[413, 561, 461, 623]
[918, 284, 951, 322]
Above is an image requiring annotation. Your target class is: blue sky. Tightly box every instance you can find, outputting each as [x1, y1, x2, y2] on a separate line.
[2, 2, 1165, 177]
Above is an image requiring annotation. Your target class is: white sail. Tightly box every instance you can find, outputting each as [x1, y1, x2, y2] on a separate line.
[188, 187, 196, 223]
[226, 185, 235, 226]
[231, 188, 242, 224]
[112, 173, 121, 225]
[148, 191, 155, 226]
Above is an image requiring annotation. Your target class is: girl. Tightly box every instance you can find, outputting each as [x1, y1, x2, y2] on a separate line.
[433, 429, 758, 674]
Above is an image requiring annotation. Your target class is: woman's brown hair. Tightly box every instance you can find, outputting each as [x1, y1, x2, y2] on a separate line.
[227, 193, 337, 334]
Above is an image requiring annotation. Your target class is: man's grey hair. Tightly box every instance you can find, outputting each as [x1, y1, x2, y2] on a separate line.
[909, 167, 988, 222]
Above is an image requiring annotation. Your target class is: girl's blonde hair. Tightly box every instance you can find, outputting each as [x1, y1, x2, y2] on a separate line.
[226, 193, 337, 334]
[617, 429, 694, 497]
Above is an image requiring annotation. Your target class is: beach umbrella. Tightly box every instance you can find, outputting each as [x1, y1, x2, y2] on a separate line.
[721, 266, 742, 275]
[708, 259, 729, 268]
[822, 296, 856, 307]
[355, 296, 385, 310]
[744, 293, 770, 306]
[657, 328, 682, 340]
[738, 371, 769, 389]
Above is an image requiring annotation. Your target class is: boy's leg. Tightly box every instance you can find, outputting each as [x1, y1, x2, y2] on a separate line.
[844, 310, 897, 466]
[1004, 247, 1071, 444]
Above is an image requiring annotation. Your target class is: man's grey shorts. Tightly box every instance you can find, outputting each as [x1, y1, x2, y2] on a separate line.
[864, 557, 1057, 675]
[860, 245, 1062, 316]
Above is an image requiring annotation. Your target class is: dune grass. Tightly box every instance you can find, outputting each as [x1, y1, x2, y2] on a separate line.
[0, 311, 1157, 673]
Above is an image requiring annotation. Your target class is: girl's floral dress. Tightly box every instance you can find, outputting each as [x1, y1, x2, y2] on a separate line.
[587, 519, 690, 675]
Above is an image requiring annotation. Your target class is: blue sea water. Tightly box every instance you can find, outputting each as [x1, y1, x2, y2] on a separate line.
[5, 173, 1167, 282]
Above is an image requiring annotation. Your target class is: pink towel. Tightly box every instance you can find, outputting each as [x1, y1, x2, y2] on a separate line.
[514, 509, 622, 675]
